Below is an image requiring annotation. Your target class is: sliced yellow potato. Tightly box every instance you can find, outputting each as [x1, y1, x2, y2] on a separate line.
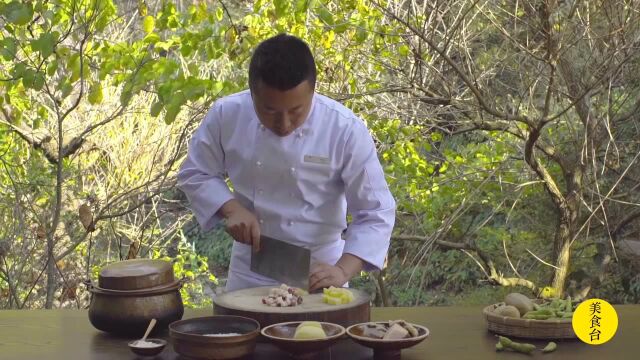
[323, 286, 340, 297]
[322, 294, 342, 305]
[342, 290, 354, 303]
[322, 287, 354, 305]
[299, 321, 322, 329]
[294, 324, 327, 339]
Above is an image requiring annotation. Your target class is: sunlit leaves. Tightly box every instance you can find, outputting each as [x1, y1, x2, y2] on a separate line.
[46, 60, 58, 76]
[11, 62, 26, 78]
[67, 53, 89, 84]
[398, 44, 410, 57]
[58, 81, 73, 99]
[22, 69, 45, 91]
[355, 22, 368, 44]
[143, 15, 155, 34]
[317, 5, 334, 25]
[150, 101, 163, 117]
[0, 38, 17, 60]
[273, 0, 290, 18]
[1, 1, 34, 25]
[215, 7, 224, 21]
[156, 1, 179, 30]
[143, 32, 161, 44]
[253, 0, 265, 13]
[295, 0, 311, 13]
[321, 30, 335, 49]
[87, 82, 103, 104]
[137, 0, 147, 16]
[30, 32, 58, 59]
[163, 101, 181, 125]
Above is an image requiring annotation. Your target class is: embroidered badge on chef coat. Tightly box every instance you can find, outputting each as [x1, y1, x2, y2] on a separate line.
[304, 155, 330, 165]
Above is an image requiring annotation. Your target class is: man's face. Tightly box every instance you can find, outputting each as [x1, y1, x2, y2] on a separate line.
[251, 80, 314, 137]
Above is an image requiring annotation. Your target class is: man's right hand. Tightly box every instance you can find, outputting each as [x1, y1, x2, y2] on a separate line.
[218, 199, 261, 252]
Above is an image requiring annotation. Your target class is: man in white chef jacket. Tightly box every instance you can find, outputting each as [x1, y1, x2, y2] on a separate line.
[177, 34, 396, 292]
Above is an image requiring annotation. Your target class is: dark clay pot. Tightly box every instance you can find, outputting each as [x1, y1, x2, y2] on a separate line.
[85, 259, 185, 336]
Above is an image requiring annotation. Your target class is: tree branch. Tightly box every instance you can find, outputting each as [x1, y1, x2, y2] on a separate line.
[374, 0, 533, 126]
[612, 209, 640, 240]
[547, 44, 637, 124]
[54, 107, 197, 262]
[524, 127, 566, 210]
[453, 120, 568, 171]
[392, 234, 538, 291]
[612, 96, 640, 123]
[0, 258, 21, 308]
[540, 0, 558, 121]
[392, 234, 467, 249]
[0, 119, 59, 164]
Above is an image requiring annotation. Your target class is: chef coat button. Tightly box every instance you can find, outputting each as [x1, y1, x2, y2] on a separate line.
[256, 161, 262, 167]
[287, 220, 294, 226]
[258, 189, 263, 195]
[259, 219, 264, 224]
[259, 124, 266, 131]
[290, 167, 296, 174]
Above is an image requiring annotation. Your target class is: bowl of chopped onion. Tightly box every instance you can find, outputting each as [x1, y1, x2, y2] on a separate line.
[169, 315, 260, 359]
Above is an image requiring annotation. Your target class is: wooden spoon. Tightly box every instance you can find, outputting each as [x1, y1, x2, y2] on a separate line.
[135, 318, 157, 346]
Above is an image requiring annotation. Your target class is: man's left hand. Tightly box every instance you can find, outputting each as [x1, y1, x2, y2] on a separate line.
[308, 263, 348, 292]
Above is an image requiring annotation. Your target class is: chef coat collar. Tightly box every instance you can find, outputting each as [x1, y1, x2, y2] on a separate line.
[250, 92, 317, 138]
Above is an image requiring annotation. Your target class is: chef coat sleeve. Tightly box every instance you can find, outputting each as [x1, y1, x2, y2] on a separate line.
[177, 103, 234, 231]
[340, 121, 396, 271]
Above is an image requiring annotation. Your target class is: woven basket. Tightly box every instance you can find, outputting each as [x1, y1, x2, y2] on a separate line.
[483, 303, 576, 339]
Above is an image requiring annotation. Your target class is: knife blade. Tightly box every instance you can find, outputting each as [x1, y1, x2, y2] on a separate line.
[250, 235, 311, 290]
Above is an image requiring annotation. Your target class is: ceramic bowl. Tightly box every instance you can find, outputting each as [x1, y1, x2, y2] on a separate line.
[346, 321, 429, 360]
[169, 315, 260, 360]
[261, 321, 345, 359]
[127, 338, 167, 356]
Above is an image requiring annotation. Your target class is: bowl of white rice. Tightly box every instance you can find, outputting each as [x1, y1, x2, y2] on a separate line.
[169, 315, 260, 359]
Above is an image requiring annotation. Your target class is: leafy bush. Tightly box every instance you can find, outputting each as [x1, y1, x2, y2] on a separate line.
[155, 231, 218, 308]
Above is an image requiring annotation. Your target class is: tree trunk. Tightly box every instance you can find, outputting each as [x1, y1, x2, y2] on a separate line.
[375, 269, 390, 307]
[45, 238, 56, 308]
[551, 221, 572, 296]
[46, 93, 67, 308]
[551, 183, 580, 296]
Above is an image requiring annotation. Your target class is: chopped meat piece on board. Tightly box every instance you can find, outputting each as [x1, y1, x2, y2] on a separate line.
[261, 284, 303, 307]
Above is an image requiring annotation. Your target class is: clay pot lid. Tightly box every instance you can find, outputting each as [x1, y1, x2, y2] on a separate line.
[99, 259, 174, 291]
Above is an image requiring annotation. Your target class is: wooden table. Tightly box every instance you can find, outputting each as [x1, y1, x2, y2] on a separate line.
[0, 306, 637, 359]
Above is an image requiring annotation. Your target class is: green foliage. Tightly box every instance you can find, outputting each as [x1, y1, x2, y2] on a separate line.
[384, 249, 483, 306]
[30, 32, 57, 59]
[349, 271, 378, 297]
[449, 286, 516, 306]
[2, 1, 34, 25]
[1, 0, 639, 309]
[0, 0, 243, 308]
[87, 82, 103, 104]
[143, 15, 155, 34]
[155, 232, 217, 309]
[189, 224, 234, 274]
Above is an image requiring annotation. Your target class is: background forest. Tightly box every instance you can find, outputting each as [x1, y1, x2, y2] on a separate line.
[1, 0, 639, 309]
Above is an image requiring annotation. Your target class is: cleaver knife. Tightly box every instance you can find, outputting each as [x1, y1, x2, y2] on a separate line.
[250, 235, 311, 290]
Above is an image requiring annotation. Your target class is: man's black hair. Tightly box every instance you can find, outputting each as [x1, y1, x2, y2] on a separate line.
[249, 34, 316, 91]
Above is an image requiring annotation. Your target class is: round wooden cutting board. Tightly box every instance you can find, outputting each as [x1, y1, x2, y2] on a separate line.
[213, 286, 371, 328]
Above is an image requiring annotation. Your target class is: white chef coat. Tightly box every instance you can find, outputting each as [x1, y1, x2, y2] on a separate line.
[177, 90, 395, 291]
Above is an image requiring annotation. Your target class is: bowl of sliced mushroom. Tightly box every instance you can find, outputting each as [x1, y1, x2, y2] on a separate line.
[346, 320, 429, 359]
